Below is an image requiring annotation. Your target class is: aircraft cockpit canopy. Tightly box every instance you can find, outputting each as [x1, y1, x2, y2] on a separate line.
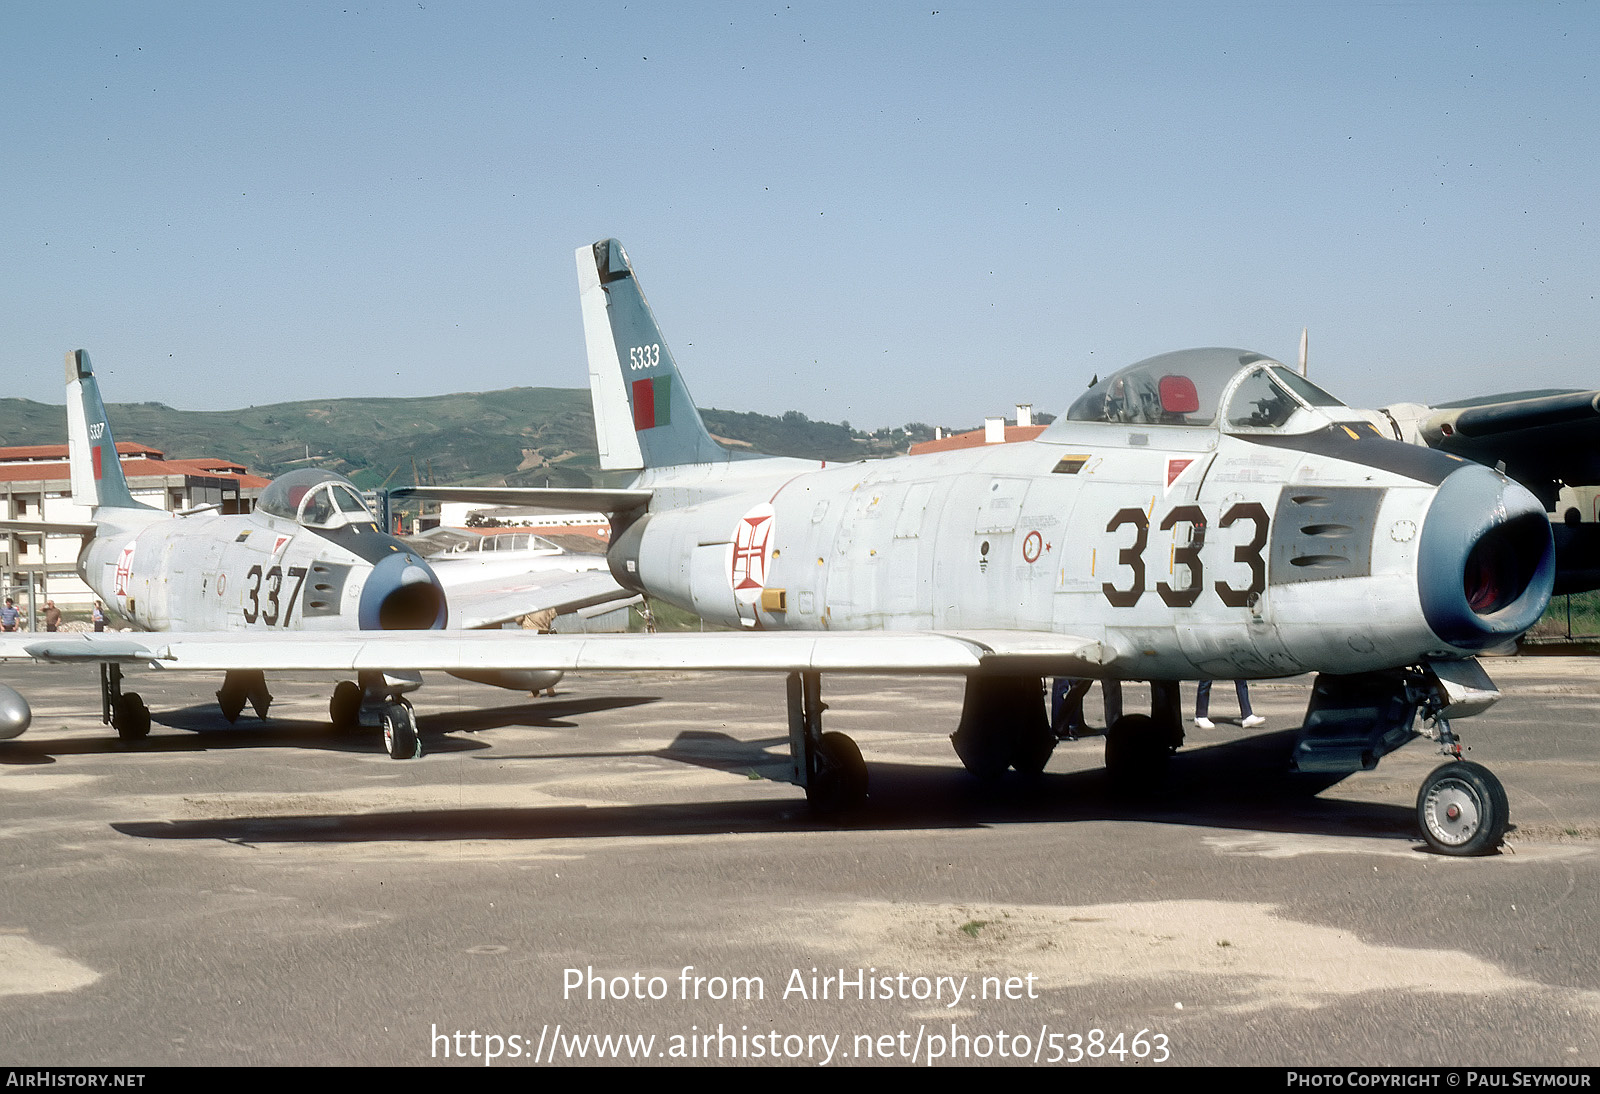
[1058, 347, 1346, 434]
[258, 469, 376, 529]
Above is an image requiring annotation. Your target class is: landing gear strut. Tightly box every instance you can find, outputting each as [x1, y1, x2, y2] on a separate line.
[788, 671, 866, 815]
[100, 663, 149, 741]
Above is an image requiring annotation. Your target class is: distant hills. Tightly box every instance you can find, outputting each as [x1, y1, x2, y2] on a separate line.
[0, 388, 975, 488]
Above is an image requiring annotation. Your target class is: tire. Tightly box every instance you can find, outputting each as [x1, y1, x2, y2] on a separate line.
[329, 681, 361, 730]
[951, 725, 1014, 781]
[382, 701, 420, 760]
[114, 692, 150, 741]
[1417, 760, 1508, 856]
[1104, 714, 1169, 791]
[1011, 724, 1057, 776]
[806, 731, 868, 815]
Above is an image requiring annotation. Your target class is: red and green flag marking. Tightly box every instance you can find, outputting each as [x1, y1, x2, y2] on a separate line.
[632, 375, 673, 431]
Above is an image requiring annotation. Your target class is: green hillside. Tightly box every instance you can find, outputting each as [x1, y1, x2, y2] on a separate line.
[0, 390, 956, 488]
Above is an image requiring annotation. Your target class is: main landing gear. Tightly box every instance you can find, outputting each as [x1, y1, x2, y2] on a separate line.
[99, 663, 149, 742]
[1102, 681, 1184, 793]
[787, 671, 867, 815]
[216, 670, 272, 723]
[330, 670, 423, 760]
[949, 675, 1057, 780]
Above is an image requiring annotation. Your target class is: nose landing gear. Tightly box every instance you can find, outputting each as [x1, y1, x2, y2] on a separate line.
[1415, 694, 1508, 856]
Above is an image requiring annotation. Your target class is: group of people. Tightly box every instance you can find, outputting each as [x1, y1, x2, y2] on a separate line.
[1050, 676, 1265, 738]
[0, 597, 105, 633]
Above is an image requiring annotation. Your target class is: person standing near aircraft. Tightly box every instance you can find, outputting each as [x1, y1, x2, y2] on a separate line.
[1194, 680, 1265, 730]
[43, 600, 61, 632]
[91, 599, 105, 632]
[0, 598, 18, 632]
[1050, 677, 1123, 739]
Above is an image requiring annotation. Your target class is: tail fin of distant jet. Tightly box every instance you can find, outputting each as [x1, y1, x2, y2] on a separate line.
[577, 239, 731, 471]
[65, 350, 151, 511]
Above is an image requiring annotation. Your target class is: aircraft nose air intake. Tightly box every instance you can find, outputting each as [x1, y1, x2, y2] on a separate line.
[1417, 464, 1554, 650]
[358, 552, 449, 630]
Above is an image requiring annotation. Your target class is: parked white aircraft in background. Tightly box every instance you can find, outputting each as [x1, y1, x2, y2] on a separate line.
[0, 352, 631, 757]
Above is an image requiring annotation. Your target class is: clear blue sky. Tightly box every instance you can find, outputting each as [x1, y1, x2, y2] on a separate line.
[3, 1, 1595, 429]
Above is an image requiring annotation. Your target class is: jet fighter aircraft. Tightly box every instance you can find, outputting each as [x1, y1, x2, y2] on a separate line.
[0, 351, 629, 756]
[382, 238, 1557, 855]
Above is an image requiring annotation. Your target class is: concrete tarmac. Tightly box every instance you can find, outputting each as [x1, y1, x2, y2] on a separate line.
[0, 657, 1596, 1067]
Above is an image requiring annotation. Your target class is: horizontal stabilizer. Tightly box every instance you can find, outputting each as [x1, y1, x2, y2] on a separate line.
[1, 629, 1110, 676]
[0, 518, 101, 537]
[443, 568, 638, 630]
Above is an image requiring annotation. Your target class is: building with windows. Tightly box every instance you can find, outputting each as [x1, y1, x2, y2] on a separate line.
[0, 442, 268, 627]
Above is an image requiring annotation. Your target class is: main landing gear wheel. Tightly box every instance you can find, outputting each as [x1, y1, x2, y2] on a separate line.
[217, 687, 246, 724]
[1010, 724, 1057, 777]
[113, 692, 150, 741]
[381, 700, 421, 760]
[806, 731, 867, 816]
[1104, 714, 1171, 792]
[1417, 761, 1508, 856]
[329, 681, 361, 731]
[951, 725, 1012, 781]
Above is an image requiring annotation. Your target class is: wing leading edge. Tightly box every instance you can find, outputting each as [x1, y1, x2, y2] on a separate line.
[0, 629, 1109, 676]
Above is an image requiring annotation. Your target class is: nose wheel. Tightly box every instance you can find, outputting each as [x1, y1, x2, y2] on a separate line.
[1417, 760, 1507, 856]
[380, 700, 421, 760]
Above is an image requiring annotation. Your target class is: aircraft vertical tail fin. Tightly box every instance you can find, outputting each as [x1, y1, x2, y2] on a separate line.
[577, 239, 730, 471]
[65, 350, 151, 511]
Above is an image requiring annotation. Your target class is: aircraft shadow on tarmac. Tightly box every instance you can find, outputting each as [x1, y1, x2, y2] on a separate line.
[110, 726, 1437, 850]
[0, 695, 660, 764]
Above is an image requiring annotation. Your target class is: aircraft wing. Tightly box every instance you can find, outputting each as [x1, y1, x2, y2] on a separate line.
[441, 567, 637, 630]
[0, 629, 1110, 676]
[1421, 389, 1600, 506]
[389, 486, 653, 514]
[0, 518, 100, 537]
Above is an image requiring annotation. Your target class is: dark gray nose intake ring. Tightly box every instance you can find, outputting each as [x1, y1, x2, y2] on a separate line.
[358, 552, 448, 630]
[1417, 464, 1553, 650]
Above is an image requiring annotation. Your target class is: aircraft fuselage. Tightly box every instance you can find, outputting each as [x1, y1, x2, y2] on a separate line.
[80, 507, 444, 634]
[613, 424, 1550, 681]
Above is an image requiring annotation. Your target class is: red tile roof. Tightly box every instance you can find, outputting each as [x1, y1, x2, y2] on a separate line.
[909, 424, 1046, 455]
[0, 441, 162, 462]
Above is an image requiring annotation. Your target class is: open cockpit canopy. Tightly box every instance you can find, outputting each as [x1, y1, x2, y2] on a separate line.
[258, 468, 375, 529]
[1051, 347, 1346, 435]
